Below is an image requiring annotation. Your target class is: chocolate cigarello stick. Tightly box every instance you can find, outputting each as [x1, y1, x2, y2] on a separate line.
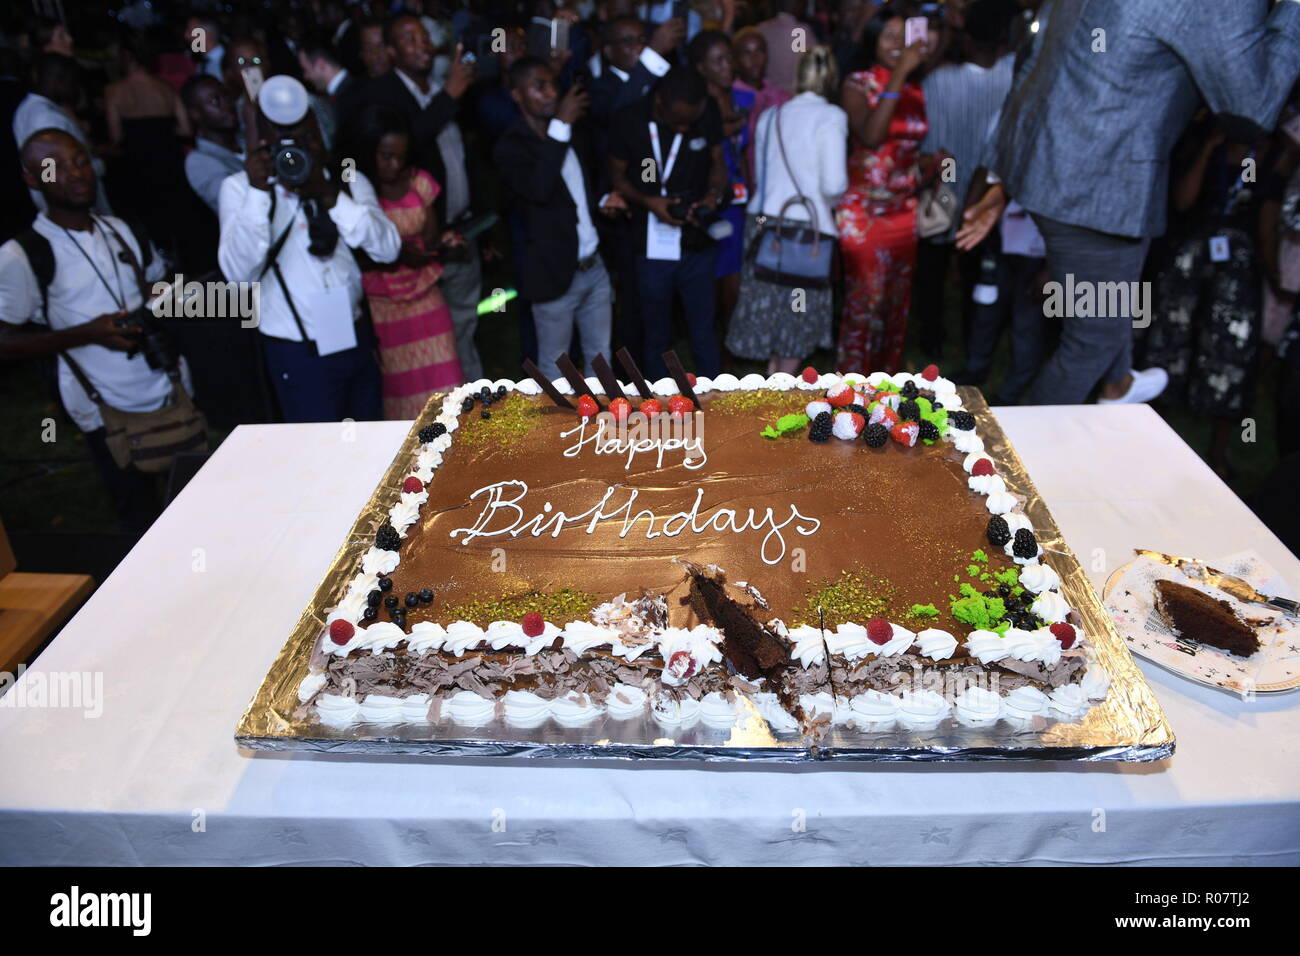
[661, 350, 701, 408]
[521, 358, 573, 408]
[590, 353, 627, 402]
[616, 347, 654, 400]
[556, 353, 601, 408]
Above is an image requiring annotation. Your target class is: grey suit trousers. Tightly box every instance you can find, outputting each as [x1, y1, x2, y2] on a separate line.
[1021, 215, 1151, 405]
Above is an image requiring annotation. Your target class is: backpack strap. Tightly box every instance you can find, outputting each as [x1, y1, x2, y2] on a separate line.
[11, 228, 110, 404]
[12, 228, 56, 320]
[122, 217, 154, 272]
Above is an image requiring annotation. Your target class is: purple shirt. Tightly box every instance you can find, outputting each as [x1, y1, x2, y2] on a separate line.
[757, 13, 814, 94]
[734, 79, 792, 192]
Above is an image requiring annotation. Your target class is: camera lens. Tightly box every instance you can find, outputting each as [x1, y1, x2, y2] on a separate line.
[274, 143, 312, 187]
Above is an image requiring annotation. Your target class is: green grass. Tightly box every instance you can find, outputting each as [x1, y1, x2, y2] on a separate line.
[0, 363, 119, 532]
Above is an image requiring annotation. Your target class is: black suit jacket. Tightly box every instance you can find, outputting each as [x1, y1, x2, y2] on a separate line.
[493, 119, 603, 304]
[329, 71, 368, 135]
[586, 57, 660, 162]
[351, 70, 463, 224]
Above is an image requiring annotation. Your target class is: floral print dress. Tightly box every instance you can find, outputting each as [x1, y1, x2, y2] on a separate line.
[836, 65, 927, 374]
[1143, 146, 1260, 417]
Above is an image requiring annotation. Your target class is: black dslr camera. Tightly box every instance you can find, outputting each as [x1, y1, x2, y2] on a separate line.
[667, 192, 733, 241]
[271, 135, 313, 188]
[116, 307, 181, 372]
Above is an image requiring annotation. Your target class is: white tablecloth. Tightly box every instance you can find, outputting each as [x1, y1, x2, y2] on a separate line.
[2, 406, 1298, 866]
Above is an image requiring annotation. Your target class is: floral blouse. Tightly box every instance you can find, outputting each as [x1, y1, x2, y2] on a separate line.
[844, 65, 928, 208]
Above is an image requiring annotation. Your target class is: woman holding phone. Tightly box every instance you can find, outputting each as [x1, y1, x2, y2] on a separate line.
[342, 106, 465, 418]
[836, 5, 930, 374]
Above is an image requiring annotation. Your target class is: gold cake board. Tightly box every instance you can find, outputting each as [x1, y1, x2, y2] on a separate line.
[236, 388, 1175, 762]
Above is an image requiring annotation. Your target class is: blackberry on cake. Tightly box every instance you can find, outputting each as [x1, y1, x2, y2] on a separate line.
[949, 410, 976, 431]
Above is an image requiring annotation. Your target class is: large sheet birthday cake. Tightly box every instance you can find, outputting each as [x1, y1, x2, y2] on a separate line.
[294, 367, 1110, 735]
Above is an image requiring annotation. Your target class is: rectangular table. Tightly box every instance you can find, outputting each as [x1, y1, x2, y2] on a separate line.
[1, 406, 1297, 866]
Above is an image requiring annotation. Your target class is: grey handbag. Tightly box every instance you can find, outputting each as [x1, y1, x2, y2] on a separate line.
[916, 181, 958, 238]
[751, 104, 837, 288]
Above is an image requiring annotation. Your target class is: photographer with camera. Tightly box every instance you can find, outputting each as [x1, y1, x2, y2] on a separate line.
[0, 129, 199, 536]
[609, 65, 729, 380]
[218, 77, 401, 423]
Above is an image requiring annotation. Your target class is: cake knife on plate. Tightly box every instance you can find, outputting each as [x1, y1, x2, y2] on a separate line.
[1135, 549, 1299, 619]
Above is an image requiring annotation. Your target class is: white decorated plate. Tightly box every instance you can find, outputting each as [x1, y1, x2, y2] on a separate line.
[1103, 550, 1300, 695]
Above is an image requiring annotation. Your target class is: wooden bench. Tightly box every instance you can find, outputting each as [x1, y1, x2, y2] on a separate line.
[0, 520, 95, 674]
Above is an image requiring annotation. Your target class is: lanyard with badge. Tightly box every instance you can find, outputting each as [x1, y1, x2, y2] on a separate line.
[647, 121, 683, 261]
[1209, 148, 1255, 264]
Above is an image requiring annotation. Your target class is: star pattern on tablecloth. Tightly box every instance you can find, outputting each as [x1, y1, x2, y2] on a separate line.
[158, 829, 193, 851]
[1044, 822, 1079, 842]
[1180, 819, 1212, 838]
[658, 828, 688, 844]
[276, 825, 309, 847]
[921, 826, 951, 845]
[495, 828, 559, 848]
[14, 714, 52, 737]
[402, 828, 432, 846]
[51, 753, 84, 773]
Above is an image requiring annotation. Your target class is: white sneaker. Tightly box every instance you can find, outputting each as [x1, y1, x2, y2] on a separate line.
[1096, 367, 1169, 404]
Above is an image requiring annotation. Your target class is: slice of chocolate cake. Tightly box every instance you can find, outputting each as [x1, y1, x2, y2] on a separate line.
[679, 562, 812, 725]
[1154, 579, 1261, 657]
[679, 562, 788, 676]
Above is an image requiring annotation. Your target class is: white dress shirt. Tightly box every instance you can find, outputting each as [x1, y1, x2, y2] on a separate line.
[546, 119, 600, 260]
[199, 45, 224, 80]
[217, 170, 400, 343]
[0, 214, 186, 432]
[185, 136, 243, 213]
[602, 45, 672, 83]
[753, 92, 848, 234]
[395, 68, 470, 220]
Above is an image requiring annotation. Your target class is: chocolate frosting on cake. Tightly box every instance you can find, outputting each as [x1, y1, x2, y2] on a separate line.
[384, 391, 1015, 636]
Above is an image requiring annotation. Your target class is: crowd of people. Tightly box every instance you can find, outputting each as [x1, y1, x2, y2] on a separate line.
[2, 0, 1300, 536]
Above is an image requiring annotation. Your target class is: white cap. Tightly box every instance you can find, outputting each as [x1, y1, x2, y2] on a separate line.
[258, 75, 310, 126]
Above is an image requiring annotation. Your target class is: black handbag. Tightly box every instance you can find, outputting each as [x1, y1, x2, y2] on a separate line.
[750, 103, 838, 288]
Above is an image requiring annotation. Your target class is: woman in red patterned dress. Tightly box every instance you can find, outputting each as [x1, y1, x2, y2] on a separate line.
[836, 8, 930, 374]
[344, 106, 464, 420]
